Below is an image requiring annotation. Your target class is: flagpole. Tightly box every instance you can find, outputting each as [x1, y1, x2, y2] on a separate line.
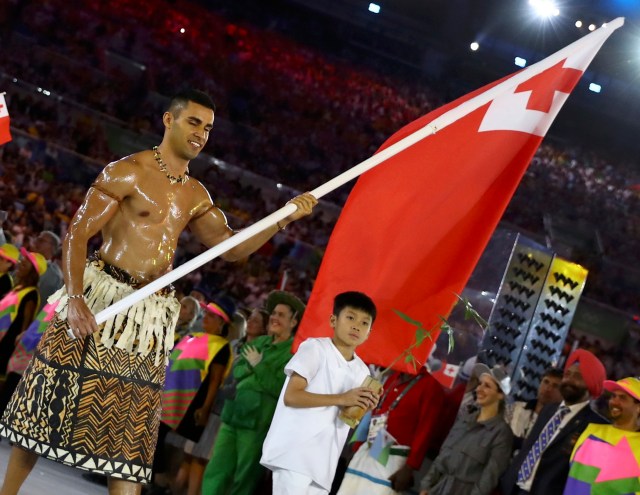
[93, 18, 623, 325]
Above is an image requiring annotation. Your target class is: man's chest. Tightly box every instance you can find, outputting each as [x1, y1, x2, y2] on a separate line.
[125, 185, 197, 225]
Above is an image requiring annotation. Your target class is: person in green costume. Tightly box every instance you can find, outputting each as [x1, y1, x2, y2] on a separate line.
[202, 290, 305, 495]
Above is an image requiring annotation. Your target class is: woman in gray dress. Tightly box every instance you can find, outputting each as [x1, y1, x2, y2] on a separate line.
[420, 364, 514, 495]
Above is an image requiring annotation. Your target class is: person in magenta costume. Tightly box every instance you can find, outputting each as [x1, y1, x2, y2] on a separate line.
[563, 376, 640, 495]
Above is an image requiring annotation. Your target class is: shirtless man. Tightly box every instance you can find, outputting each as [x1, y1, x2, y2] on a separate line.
[0, 89, 316, 495]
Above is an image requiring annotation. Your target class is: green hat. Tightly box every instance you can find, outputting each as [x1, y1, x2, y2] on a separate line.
[265, 290, 306, 321]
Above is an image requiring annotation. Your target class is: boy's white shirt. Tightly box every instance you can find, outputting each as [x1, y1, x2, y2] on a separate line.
[261, 337, 370, 491]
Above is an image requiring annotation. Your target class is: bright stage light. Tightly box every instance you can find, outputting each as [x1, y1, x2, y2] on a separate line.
[470, 42, 479, 51]
[589, 83, 602, 93]
[179, 28, 186, 34]
[529, 0, 560, 18]
[515, 57, 527, 67]
[368, 3, 381, 14]
[589, 24, 596, 31]
[575, 20, 583, 28]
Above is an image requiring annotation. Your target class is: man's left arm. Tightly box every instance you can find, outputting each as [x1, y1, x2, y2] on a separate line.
[188, 190, 317, 262]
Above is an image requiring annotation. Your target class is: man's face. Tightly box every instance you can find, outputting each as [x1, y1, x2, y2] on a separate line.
[560, 364, 590, 404]
[165, 101, 214, 160]
[538, 374, 562, 406]
[330, 306, 372, 349]
[268, 303, 297, 340]
[609, 390, 640, 426]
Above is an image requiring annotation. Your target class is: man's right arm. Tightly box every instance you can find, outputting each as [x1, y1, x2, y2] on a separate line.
[63, 159, 137, 338]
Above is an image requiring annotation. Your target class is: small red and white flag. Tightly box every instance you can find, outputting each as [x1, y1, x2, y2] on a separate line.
[432, 361, 461, 389]
[294, 19, 624, 373]
[0, 94, 12, 145]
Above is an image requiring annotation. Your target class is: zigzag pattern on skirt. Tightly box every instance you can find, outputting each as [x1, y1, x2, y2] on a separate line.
[0, 312, 168, 483]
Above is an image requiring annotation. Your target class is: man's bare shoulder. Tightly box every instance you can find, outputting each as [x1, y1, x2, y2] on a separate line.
[90, 150, 156, 201]
[187, 178, 222, 215]
[99, 150, 154, 180]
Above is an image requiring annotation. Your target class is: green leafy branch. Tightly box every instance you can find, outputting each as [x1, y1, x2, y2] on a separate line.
[382, 294, 487, 376]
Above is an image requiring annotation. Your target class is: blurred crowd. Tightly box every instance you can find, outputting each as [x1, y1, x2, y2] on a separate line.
[0, 0, 638, 375]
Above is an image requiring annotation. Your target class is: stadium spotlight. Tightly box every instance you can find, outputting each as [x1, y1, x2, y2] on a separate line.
[515, 57, 527, 67]
[368, 3, 381, 14]
[575, 20, 583, 28]
[589, 83, 602, 93]
[179, 28, 186, 34]
[588, 24, 596, 31]
[470, 42, 480, 51]
[529, 0, 560, 18]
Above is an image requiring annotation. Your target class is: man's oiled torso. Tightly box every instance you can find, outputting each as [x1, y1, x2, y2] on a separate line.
[98, 156, 210, 283]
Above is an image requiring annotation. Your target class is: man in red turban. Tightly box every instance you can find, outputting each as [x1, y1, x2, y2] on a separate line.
[563, 349, 606, 399]
[501, 349, 609, 495]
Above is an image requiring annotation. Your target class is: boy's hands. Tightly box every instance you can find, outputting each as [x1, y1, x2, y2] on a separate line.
[340, 387, 379, 409]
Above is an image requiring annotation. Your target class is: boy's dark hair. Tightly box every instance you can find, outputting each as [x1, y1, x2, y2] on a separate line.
[167, 89, 216, 115]
[333, 291, 377, 323]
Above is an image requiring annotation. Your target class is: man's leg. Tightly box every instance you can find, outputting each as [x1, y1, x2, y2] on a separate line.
[202, 423, 238, 494]
[0, 446, 39, 495]
[107, 478, 142, 495]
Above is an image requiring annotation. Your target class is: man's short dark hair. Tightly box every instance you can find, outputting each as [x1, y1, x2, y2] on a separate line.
[543, 367, 563, 380]
[167, 89, 216, 116]
[333, 291, 377, 323]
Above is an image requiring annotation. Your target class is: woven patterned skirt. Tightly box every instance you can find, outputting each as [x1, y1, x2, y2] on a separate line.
[0, 260, 180, 483]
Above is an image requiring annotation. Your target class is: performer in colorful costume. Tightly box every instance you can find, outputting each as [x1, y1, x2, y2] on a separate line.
[564, 376, 640, 495]
[5, 300, 59, 377]
[161, 296, 234, 495]
[0, 243, 19, 298]
[0, 249, 46, 375]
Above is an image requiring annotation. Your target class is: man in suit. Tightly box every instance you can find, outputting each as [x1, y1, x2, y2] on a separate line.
[500, 349, 609, 495]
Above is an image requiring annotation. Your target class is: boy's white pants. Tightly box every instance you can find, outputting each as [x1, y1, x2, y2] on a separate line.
[272, 468, 329, 495]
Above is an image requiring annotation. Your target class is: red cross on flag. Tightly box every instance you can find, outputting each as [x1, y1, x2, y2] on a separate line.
[0, 94, 12, 145]
[294, 19, 624, 373]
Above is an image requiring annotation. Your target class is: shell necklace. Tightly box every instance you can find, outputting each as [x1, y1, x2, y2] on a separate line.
[153, 146, 189, 185]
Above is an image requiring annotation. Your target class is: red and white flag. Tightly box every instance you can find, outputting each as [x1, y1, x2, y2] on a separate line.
[0, 94, 12, 145]
[432, 361, 461, 389]
[295, 19, 623, 373]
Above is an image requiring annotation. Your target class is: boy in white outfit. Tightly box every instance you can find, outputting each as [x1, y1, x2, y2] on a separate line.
[261, 291, 380, 495]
